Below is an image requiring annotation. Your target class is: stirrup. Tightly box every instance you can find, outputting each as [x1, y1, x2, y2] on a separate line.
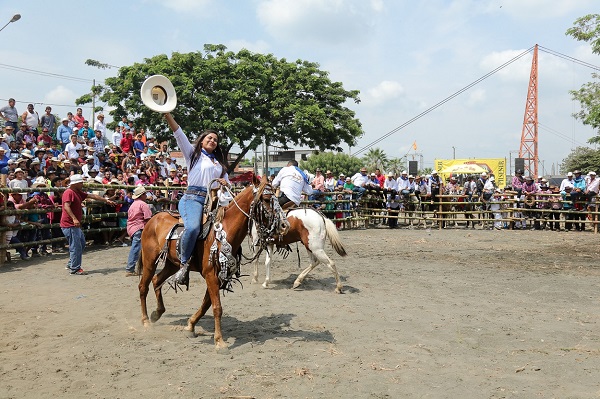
[164, 262, 190, 293]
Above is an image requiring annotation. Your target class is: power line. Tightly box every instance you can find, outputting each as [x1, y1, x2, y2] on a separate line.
[0, 62, 95, 83]
[539, 122, 588, 148]
[354, 44, 600, 157]
[0, 97, 94, 109]
[353, 46, 536, 156]
[538, 46, 600, 72]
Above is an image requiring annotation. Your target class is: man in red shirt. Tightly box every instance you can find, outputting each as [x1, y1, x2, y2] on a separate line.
[60, 174, 116, 275]
[73, 107, 85, 130]
[125, 186, 152, 276]
[119, 131, 133, 154]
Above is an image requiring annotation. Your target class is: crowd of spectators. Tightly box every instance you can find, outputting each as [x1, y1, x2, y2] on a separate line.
[0, 99, 188, 261]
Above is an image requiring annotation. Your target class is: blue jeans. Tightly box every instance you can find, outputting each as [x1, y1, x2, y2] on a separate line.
[61, 227, 85, 272]
[178, 186, 206, 264]
[126, 229, 142, 272]
[352, 186, 366, 200]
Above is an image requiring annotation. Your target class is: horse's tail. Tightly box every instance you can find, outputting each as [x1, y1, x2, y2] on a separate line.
[135, 250, 143, 276]
[324, 217, 347, 257]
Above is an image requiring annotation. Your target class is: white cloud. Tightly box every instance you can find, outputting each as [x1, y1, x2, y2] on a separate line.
[155, 0, 213, 12]
[467, 88, 486, 106]
[43, 86, 78, 106]
[479, 48, 533, 82]
[366, 80, 404, 106]
[256, 0, 379, 45]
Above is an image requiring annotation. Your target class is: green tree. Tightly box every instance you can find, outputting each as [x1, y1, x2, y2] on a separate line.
[299, 151, 363, 177]
[560, 146, 600, 173]
[76, 44, 363, 172]
[361, 148, 388, 171]
[385, 157, 406, 176]
[566, 14, 600, 142]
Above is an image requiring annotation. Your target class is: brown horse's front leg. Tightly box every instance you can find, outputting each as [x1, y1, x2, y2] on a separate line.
[205, 272, 227, 351]
[184, 288, 212, 337]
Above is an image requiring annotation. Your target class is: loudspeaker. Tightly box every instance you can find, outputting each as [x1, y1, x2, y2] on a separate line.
[408, 161, 418, 176]
[514, 158, 525, 174]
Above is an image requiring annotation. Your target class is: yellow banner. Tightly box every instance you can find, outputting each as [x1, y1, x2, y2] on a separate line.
[434, 158, 507, 188]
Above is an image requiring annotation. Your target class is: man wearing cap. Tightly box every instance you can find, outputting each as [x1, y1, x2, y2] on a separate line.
[560, 171, 575, 192]
[147, 142, 159, 155]
[337, 173, 346, 187]
[61, 174, 116, 275]
[271, 160, 314, 210]
[40, 106, 56, 135]
[0, 98, 19, 130]
[125, 186, 152, 276]
[57, 118, 72, 150]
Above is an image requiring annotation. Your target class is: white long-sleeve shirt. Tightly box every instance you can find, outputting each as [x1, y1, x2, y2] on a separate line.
[173, 127, 229, 189]
[384, 178, 397, 191]
[272, 165, 314, 206]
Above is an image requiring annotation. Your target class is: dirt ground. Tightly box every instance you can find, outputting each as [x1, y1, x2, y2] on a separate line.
[1, 226, 600, 398]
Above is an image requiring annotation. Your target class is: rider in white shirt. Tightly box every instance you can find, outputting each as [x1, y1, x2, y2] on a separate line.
[272, 160, 314, 209]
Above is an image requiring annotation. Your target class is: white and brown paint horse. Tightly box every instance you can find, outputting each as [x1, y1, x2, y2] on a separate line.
[251, 208, 347, 293]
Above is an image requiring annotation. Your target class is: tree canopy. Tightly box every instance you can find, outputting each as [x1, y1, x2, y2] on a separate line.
[560, 146, 600, 174]
[299, 152, 364, 177]
[566, 14, 600, 141]
[76, 44, 363, 172]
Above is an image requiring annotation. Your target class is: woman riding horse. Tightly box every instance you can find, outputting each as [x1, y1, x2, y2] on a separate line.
[163, 113, 229, 288]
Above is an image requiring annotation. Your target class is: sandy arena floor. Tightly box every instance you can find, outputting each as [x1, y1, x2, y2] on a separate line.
[1, 227, 600, 398]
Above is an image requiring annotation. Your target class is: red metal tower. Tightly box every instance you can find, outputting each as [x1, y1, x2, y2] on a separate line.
[519, 44, 539, 177]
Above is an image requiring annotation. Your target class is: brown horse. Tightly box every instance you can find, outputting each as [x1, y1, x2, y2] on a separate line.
[136, 177, 287, 350]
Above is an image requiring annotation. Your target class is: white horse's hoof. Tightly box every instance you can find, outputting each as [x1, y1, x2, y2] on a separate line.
[261, 282, 269, 289]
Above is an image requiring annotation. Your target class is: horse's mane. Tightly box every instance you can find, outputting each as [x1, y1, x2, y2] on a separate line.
[222, 178, 270, 214]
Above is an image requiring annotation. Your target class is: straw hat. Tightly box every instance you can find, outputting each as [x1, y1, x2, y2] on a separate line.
[132, 186, 147, 199]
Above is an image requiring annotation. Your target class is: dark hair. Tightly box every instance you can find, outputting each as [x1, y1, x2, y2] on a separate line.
[287, 160, 299, 167]
[189, 130, 227, 173]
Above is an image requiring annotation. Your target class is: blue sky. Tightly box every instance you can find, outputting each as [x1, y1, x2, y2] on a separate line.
[1, 0, 598, 173]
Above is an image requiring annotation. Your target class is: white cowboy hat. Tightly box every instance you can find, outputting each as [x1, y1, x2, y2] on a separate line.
[68, 174, 84, 186]
[132, 186, 147, 199]
[140, 75, 177, 113]
[31, 176, 47, 188]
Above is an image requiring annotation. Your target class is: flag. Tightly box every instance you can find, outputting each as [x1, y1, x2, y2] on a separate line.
[412, 140, 417, 151]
